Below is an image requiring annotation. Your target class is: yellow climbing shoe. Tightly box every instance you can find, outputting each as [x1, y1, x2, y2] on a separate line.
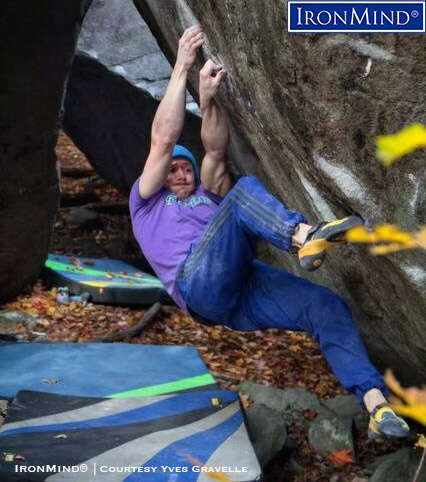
[368, 405, 410, 440]
[298, 215, 364, 271]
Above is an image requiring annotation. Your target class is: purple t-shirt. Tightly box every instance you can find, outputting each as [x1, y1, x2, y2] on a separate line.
[129, 179, 223, 311]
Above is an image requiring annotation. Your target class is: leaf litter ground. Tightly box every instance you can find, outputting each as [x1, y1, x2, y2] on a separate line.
[1, 133, 409, 482]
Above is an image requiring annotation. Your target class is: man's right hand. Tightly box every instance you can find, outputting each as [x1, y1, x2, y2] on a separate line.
[175, 24, 204, 71]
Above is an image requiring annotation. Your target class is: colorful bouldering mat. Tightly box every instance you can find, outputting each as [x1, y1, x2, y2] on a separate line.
[43, 254, 169, 305]
[0, 389, 262, 481]
[0, 343, 216, 399]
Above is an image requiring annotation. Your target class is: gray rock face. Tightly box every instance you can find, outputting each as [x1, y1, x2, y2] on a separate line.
[369, 447, 426, 482]
[322, 394, 369, 430]
[0, 0, 92, 303]
[308, 414, 354, 457]
[133, 0, 426, 384]
[239, 383, 360, 462]
[245, 403, 287, 468]
[239, 382, 325, 418]
[77, 0, 197, 111]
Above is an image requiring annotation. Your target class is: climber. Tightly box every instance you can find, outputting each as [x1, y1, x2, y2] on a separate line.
[129, 24, 409, 440]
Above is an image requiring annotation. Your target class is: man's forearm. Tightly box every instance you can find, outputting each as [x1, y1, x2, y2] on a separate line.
[201, 99, 229, 159]
[198, 59, 230, 195]
[151, 64, 188, 148]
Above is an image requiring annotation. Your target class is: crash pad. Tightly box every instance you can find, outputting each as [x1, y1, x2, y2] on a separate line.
[0, 343, 216, 399]
[0, 389, 262, 481]
[43, 254, 169, 305]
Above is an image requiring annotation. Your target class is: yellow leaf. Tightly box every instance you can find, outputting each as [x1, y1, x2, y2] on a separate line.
[185, 456, 231, 482]
[289, 344, 301, 353]
[346, 224, 412, 244]
[374, 224, 413, 244]
[370, 243, 410, 255]
[389, 403, 426, 426]
[414, 228, 426, 248]
[384, 370, 407, 399]
[385, 370, 426, 426]
[205, 473, 231, 482]
[345, 225, 379, 243]
[345, 224, 426, 255]
[415, 434, 426, 448]
[376, 123, 426, 166]
[239, 393, 252, 409]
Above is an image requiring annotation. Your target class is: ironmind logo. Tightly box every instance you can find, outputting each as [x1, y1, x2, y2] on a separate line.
[287, 1, 425, 33]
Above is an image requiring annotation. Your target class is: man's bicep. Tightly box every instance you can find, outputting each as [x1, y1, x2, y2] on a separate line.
[138, 145, 171, 198]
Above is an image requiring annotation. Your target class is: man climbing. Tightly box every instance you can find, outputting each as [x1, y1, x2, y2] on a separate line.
[129, 24, 409, 440]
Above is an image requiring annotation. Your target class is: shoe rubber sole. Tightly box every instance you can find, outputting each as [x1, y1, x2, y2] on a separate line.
[368, 424, 410, 440]
[298, 238, 333, 271]
[368, 407, 410, 440]
[298, 216, 364, 271]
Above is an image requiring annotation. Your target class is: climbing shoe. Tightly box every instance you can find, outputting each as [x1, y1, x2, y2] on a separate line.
[298, 215, 364, 271]
[368, 405, 410, 440]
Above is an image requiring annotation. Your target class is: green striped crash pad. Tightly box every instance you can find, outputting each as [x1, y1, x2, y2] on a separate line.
[44, 254, 169, 305]
[0, 343, 217, 399]
[0, 389, 262, 482]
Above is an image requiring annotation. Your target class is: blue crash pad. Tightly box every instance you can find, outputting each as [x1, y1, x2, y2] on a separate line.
[44, 254, 169, 305]
[0, 389, 262, 482]
[0, 343, 216, 399]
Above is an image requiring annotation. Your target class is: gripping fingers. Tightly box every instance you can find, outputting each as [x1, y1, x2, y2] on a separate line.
[202, 61, 226, 83]
[201, 60, 221, 76]
[184, 24, 202, 34]
[181, 24, 203, 43]
[177, 24, 204, 69]
[190, 31, 205, 48]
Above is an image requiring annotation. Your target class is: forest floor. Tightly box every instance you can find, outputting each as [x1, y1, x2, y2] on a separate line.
[1, 132, 412, 482]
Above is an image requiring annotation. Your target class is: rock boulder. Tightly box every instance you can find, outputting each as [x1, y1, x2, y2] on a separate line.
[0, 0, 92, 302]
[132, 0, 426, 385]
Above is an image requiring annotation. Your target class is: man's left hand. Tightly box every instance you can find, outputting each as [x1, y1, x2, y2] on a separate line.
[199, 59, 227, 110]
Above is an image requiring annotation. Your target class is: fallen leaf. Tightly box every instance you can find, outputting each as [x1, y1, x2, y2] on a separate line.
[239, 393, 252, 409]
[415, 434, 426, 448]
[303, 409, 317, 421]
[210, 328, 221, 340]
[42, 378, 60, 385]
[327, 448, 354, 465]
[289, 344, 301, 353]
[186, 455, 231, 482]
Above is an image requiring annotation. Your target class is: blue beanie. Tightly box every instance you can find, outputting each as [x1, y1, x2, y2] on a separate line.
[171, 144, 200, 183]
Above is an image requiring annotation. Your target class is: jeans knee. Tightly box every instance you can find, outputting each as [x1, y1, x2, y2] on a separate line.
[234, 176, 260, 190]
[308, 286, 352, 335]
[319, 287, 348, 311]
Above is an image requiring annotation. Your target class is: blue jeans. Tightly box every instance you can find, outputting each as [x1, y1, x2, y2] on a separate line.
[177, 176, 386, 403]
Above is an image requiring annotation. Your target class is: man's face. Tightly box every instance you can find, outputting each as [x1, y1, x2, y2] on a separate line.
[165, 158, 196, 200]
